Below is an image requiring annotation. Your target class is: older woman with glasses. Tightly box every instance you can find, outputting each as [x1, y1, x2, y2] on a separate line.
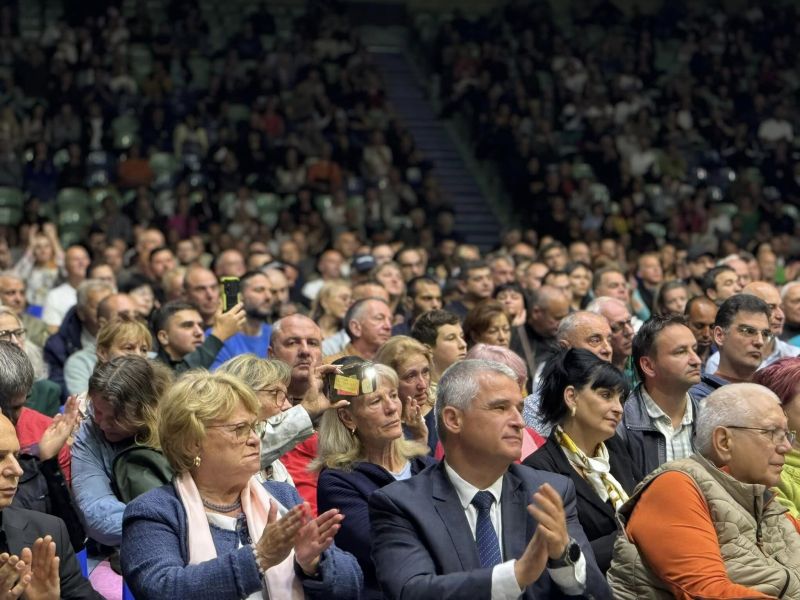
[217, 354, 295, 483]
[314, 359, 433, 598]
[121, 370, 362, 599]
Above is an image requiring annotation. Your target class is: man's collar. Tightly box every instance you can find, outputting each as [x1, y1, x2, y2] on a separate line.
[443, 460, 505, 509]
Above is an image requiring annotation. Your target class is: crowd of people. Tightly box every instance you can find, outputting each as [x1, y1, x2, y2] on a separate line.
[429, 0, 800, 259]
[0, 1, 799, 599]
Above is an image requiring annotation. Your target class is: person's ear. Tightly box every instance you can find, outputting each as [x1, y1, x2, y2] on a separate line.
[337, 407, 355, 431]
[558, 338, 569, 349]
[157, 330, 169, 347]
[712, 325, 725, 347]
[706, 289, 718, 302]
[96, 346, 109, 363]
[639, 355, 657, 379]
[442, 406, 462, 436]
[563, 386, 577, 413]
[350, 319, 363, 338]
[712, 426, 734, 463]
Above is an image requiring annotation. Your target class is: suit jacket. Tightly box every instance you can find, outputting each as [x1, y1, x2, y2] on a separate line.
[522, 434, 637, 573]
[2, 506, 102, 599]
[369, 462, 612, 600]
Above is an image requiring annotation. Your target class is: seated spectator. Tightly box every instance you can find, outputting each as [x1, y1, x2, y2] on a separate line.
[369, 359, 612, 599]
[511, 286, 569, 380]
[444, 260, 494, 320]
[372, 261, 406, 318]
[587, 297, 635, 376]
[183, 265, 222, 329]
[312, 280, 352, 340]
[410, 309, 467, 387]
[524, 349, 635, 573]
[209, 271, 274, 371]
[622, 316, 703, 482]
[392, 275, 443, 336]
[607, 384, 800, 598]
[690, 294, 771, 399]
[154, 300, 244, 373]
[653, 281, 689, 317]
[324, 298, 393, 363]
[0, 270, 50, 347]
[463, 299, 512, 349]
[63, 293, 140, 395]
[465, 343, 545, 461]
[44, 279, 115, 400]
[494, 282, 527, 327]
[752, 358, 800, 518]
[374, 336, 436, 452]
[0, 412, 102, 599]
[315, 360, 433, 598]
[13, 224, 62, 312]
[706, 282, 800, 375]
[703, 266, 743, 306]
[216, 354, 310, 484]
[684, 295, 718, 371]
[0, 307, 60, 416]
[119, 274, 158, 320]
[71, 355, 172, 547]
[42, 244, 91, 333]
[566, 262, 592, 311]
[120, 370, 362, 599]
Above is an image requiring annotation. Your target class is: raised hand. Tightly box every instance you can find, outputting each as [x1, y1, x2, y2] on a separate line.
[0, 553, 30, 600]
[39, 396, 80, 460]
[401, 396, 428, 446]
[301, 365, 350, 421]
[514, 484, 570, 589]
[294, 508, 344, 576]
[211, 303, 246, 341]
[20, 537, 59, 600]
[254, 501, 310, 571]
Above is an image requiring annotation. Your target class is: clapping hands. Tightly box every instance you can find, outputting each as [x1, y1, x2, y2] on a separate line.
[0, 536, 60, 600]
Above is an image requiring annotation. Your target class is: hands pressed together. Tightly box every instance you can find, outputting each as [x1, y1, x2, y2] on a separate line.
[401, 396, 428, 446]
[0, 536, 60, 600]
[254, 500, 344, 577]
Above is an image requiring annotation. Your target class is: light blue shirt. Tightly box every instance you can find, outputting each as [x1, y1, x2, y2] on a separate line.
[210, 323, 272, 370]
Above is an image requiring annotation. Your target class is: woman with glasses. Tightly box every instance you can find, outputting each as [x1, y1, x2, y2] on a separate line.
[121, 370, 362, 600]
[753, 357, 800, 518]
[71, 355, 173, 548]
[313, 358, 433, 599]
[217, 354, 295, 484]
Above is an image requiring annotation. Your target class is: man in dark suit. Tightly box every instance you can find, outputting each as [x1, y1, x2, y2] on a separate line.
[369, 359, 611, 600]
[0, 414, 101, 599]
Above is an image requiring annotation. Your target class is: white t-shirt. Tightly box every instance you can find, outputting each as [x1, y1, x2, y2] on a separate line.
[43, 282, 77, 327]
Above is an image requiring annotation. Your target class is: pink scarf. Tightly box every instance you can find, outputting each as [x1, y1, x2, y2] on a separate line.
[174, 472, 305, 599]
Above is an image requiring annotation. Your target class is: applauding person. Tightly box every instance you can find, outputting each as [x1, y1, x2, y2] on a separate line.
[121, 371, 362, 599]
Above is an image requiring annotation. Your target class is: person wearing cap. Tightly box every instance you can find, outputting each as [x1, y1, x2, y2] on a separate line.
[350, 254, 376, 285]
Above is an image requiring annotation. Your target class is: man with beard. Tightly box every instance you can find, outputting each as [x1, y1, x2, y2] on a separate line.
[210, 271, 273, 369]
[684, 296, 718, 371]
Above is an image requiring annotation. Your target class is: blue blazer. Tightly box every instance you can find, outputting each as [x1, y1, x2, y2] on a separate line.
[121, 480, 363, 599]
[318, 456, 436, 598]
[368, 462, 612, 600]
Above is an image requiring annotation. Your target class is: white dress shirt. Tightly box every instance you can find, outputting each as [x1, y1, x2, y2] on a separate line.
[443, 462, 586, 599]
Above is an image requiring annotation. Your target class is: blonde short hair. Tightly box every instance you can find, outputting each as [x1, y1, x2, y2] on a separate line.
[96, 318, 153, 358]
[216, 354, 291, 390]
[311, 279, 351, 321]
[312, 363, 428, 471]
[158, 370, 260, 473]
[373, 335, 432, 373]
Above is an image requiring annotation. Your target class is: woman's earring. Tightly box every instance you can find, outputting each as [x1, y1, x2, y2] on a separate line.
[194, 455, 202, 467]
[569, 405, 576, 417]
[349, 427, 357, 436]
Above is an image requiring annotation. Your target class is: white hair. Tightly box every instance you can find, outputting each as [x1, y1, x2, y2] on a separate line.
[781, 281, 800, 302]
[435, 359, 517, 442]
[695, 383, 781, 457]
[585, 296, 625, 315]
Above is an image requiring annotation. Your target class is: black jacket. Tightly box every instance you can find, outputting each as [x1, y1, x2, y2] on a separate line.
[43, 306, 84, 401]
[1, 506, 102, 599]
[523, 433, 637, 573]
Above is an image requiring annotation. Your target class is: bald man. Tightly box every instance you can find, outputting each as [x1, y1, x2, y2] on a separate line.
[705, 282, 800, 375]
[781, 281, 800, 343]
[511, 285, 570, 380]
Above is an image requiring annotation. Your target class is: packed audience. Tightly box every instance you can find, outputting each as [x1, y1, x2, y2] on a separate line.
[0, 1, 799, 600]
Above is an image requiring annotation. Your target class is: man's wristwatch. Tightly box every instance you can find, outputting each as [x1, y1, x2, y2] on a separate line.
[548, 538, 581, 568]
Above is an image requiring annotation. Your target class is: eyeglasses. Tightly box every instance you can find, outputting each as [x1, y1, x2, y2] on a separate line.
[609, 319, 633, 334]
[258, 386, 289, 407]
[725, 426, 796, 446]
[733, 324, 773, 342]
[0, 328, 25, 342]
[206, 420, 267, 442]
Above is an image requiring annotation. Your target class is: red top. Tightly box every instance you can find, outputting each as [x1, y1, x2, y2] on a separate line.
[281, 433, 319, 515]
[16, 407, 71, 483]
